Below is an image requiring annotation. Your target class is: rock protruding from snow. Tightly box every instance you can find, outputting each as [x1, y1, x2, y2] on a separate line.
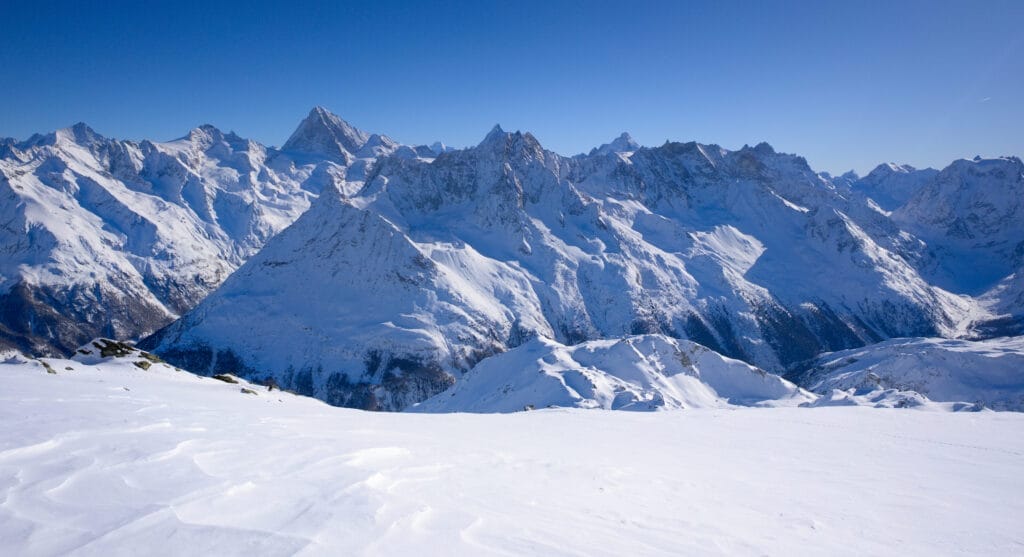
[410, 335, 814, 413]
[71, 338, 162, 366]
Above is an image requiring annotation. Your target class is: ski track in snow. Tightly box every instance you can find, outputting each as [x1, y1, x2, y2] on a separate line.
[2, 360, 1023, 556]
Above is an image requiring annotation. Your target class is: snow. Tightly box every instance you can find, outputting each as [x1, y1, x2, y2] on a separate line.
[798, 336, 1024, 411]
[411, 335, 814, 412]
[588, 132, 640, 156]
[4, 113, 1023, 417]
[0, 108, 451, 355]
[893, 156, 1024, 295]
[852, 163, 937, 212]
[1, 351, 1022, 556]
[149, 128, 990, 410]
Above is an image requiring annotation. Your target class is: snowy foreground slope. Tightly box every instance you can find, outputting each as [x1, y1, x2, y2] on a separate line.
[2, 354, 1023, 556]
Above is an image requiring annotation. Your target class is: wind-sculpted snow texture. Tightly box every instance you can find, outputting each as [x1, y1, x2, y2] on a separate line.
[0, 108, 434, 356]
[145, 122, 1021, 410]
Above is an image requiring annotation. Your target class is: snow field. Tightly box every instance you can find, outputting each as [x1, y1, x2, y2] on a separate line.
[2, 356, 1022, 556]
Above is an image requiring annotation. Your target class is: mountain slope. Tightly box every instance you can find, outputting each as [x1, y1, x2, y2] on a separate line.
[281, 106, 371, 163]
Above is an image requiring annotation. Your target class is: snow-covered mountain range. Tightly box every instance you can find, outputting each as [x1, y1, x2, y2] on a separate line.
[0, 108, 439, 355]
[129, 118, 1023, 410]
[3, 108, 1021, 411]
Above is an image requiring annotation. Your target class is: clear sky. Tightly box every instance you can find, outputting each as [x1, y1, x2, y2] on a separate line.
[1, 0, 1021, 175]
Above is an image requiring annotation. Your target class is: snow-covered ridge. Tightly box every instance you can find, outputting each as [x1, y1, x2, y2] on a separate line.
[282, 106, 372, 162]
[411, 335, 815, 412]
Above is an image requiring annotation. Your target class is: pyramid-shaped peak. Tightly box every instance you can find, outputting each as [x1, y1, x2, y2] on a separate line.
[606, 132, 639, 149]
[283, 106, 370, 161]
[477, 124, 511, 148]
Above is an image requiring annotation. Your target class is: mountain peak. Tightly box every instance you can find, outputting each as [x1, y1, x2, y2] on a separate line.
[477, 124, 510, 149]
[187, 124, 225, 141]
[591, 132, 640, 155]
[51, 122, 104, 147]
[428, 141, 451, 155]
[282, 106, 370, 161]
[865, 163, 916, 179]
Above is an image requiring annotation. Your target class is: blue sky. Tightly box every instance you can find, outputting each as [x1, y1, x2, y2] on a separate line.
[1, 0, 1021, 174]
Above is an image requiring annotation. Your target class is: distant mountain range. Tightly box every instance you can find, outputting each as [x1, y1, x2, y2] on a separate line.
[2, 108, 1021, 410]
